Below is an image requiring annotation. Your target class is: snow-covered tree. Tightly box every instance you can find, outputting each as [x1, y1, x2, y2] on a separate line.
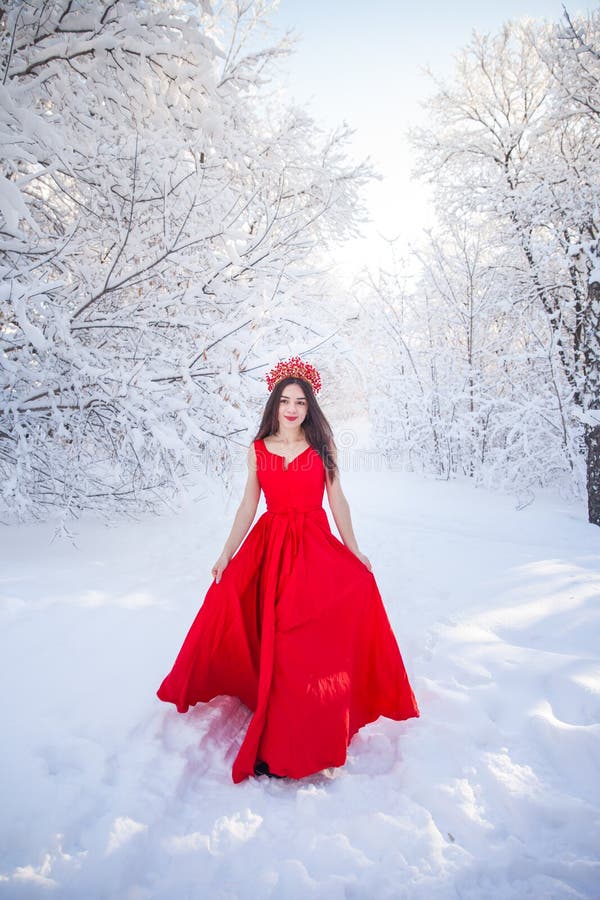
[358, 218, 582, 498]
[362, 12, 599, 513]
[0, 0, 370, 523]
[541, 10, 600, 522]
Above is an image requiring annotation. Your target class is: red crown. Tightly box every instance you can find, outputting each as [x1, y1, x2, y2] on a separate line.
[266, 356, 322, 394]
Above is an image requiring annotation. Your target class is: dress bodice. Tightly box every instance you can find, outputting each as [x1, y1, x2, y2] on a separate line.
[254, 438, 325, 513]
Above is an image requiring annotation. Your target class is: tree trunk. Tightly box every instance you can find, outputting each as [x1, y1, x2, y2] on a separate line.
[585, 279, 600, 525]
[585, 424, 600, 524]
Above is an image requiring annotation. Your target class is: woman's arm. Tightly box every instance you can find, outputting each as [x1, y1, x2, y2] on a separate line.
[211, 444, 261, 583]
[325, 445, 372, 572]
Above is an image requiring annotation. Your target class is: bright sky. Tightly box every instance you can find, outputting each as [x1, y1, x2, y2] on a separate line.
[268, 0, 593, 277]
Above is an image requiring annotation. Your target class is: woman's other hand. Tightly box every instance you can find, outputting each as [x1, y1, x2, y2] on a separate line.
[211, 553, 231, 583]
[355, 551, 372, 572]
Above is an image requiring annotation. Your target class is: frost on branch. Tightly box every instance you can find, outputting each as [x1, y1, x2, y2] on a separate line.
[0, 0, 370, 523]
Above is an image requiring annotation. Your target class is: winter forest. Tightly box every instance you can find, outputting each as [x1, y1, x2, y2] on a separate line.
[1, 2, 600, 899]
[1, 0, 599, 527]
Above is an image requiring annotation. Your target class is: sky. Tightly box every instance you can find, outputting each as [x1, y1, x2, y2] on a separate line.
[266, 0, 594, 276]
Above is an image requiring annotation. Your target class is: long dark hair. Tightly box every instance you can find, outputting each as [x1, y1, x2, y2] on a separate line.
[254, 376, 338, 482]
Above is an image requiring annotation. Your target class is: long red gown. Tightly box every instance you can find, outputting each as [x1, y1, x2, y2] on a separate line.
[156, 438, 420, 783]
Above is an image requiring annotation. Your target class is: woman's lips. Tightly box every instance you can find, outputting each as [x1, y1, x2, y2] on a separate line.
[284, 416, 298, 421]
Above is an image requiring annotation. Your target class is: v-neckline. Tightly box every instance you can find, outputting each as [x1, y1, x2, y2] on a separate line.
[260, 438, 312, 471]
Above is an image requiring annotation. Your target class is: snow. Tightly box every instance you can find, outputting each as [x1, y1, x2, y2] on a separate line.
[1, 461, 598, 899]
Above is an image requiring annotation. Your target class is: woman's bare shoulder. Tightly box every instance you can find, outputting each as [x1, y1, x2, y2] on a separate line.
[247, 440, 258, 467]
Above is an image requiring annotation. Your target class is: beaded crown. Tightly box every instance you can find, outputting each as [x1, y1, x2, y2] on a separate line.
[265, 355, 322, 394]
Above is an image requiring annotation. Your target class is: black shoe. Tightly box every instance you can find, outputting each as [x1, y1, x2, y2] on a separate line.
[254, 759, 284, 779]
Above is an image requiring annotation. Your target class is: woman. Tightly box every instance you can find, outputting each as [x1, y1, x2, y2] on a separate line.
[157, 356, 420, 783]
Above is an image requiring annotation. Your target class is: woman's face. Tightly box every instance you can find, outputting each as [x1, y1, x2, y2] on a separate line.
[277, 382, 308, 433]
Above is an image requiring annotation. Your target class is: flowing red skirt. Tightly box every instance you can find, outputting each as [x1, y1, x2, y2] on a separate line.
[157, 501, 420, 783]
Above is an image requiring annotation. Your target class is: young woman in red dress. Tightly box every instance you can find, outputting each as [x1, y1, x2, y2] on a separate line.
[157, 356, 420, 782]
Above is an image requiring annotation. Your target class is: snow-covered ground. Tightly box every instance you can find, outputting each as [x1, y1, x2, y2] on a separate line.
[1, 458, 599, 899]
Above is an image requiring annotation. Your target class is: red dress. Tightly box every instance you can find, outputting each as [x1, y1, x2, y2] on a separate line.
[157, 438, 420, 782]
